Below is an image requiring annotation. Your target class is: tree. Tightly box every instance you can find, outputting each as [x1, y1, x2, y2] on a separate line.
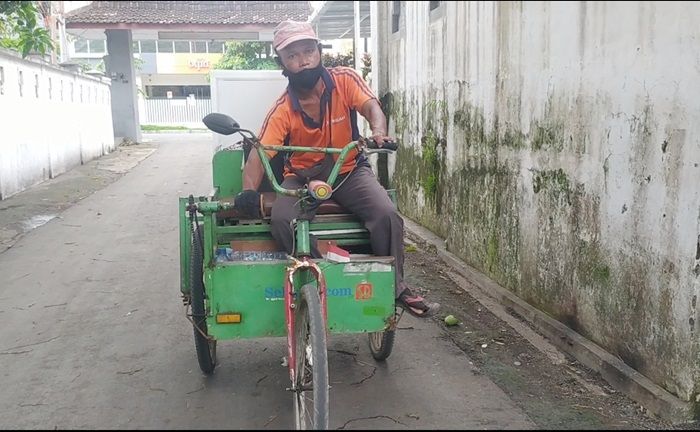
[214, 41, 279, 70]
[0, 1, 54, 58]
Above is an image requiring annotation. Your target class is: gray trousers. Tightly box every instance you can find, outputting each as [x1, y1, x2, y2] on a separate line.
[270, 166, 406, 297]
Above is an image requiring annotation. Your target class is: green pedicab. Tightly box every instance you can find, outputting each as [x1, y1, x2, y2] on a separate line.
[179, 113, 403, 429]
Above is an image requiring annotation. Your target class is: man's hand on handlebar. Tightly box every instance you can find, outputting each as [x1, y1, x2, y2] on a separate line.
[368, 133, 394, 147]
[364, 135, 399, 151]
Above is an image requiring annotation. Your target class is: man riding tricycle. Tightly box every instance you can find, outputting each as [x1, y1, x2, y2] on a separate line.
[178, 20, 439, 430]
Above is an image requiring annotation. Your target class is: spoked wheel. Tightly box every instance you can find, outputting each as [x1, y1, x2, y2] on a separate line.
[293, 284, 329, 430]
[368, 307, 401, 361]
[190, 229, 216, 375]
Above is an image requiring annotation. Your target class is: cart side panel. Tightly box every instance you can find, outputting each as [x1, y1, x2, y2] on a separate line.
[324, 260, 395, 334]
[212, 149, 244, 199]
[205, 258, 395, 340]
[207, 261, 288, 339]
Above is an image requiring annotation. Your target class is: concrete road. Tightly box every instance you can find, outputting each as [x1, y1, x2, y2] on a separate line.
[0, 134, 535, 429]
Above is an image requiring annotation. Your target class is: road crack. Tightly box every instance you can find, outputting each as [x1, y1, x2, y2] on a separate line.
[1, 336, 59, 353]
[339, 415, 406, 429]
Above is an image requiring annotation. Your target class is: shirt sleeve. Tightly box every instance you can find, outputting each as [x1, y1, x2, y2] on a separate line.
[258, 97, 290, 158]
[336, 67, 378, 111]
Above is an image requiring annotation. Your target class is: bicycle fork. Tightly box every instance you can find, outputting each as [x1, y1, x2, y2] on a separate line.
[284, 255, 327, 386]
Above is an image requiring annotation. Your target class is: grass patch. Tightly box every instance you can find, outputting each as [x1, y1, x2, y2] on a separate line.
[141, 124, 206, 132]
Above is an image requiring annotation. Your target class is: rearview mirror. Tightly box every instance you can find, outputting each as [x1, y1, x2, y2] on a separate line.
[202, 113, 241, 136]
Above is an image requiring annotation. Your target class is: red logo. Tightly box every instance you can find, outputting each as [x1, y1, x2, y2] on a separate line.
[355, 283, 373, 300]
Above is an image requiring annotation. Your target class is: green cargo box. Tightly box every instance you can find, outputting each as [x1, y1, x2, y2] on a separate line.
[204, 257, 395, 340]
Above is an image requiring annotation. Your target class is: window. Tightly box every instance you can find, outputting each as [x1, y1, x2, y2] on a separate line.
[174, 41, 191, 53]
[70, 82, 74, 102]
[48, 77, 52, 99]
[34, 73, 39, 98]
[208, 41, 224, 53]
[132, 41, 140, 53]
[0, 66, 4, 95]
[429, 1, 441, 10]
[392, 1, 401, 33]
[157, 41, 174, 53]
[89, 40, 105, 53]
[192, 41, 207, 53]
[18, 70, 23, 97]
[74, 39, 88, 53]
[140, 40, 156, 53]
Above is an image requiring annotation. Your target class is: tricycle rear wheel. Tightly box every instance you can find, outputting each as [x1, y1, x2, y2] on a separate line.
[293, 284, 329, 430]
[191, 229, 217, 375]
[368, 330, 395, 361]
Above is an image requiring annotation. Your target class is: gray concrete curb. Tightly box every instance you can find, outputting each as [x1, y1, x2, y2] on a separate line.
[402, 217, 696, 425]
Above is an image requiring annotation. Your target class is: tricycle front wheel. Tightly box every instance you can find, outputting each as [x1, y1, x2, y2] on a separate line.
[190, 229, 217, 375]
[293, 284, 329, 430]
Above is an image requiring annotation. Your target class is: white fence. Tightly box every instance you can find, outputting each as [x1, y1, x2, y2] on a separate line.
[0, 48, 115, 200]
[139, 98, 212, 128]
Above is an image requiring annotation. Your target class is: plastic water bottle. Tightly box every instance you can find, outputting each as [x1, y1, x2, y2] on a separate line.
[215, 247, 233, 263]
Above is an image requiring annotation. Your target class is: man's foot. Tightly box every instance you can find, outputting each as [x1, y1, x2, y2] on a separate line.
[397, 286, 440, 318]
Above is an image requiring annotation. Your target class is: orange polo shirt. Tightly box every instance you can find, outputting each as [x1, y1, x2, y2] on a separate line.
[257, 66, 377, 176]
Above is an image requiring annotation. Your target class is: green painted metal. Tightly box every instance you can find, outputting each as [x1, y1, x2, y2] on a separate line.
[255, 146, 302, 197]
[296, 220, 311, 256]
[179, 197, 191, 295]
[214, 221, 365, 236]
[205, 259, 395, 340]
[254, 141, 359, 197]
[212, 149, 244, 199]
[216, 224, 272, 234]
[203, 213, 216, 270]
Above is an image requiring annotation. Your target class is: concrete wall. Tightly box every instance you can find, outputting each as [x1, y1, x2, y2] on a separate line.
[0, 48, 115, 200]
[376, 1, 700, 403]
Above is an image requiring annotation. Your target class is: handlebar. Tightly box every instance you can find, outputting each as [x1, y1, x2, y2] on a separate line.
[366, 138, 398, 151]
[195, 121, 399, 215]
[253, 135, 399, 199]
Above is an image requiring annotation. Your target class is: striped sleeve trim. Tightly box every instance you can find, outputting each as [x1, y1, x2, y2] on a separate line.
[258, 93, 288, 140]
[331, 68, 376, 101]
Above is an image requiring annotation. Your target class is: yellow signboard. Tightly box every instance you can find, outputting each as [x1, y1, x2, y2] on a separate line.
[157, 53, 224, 74]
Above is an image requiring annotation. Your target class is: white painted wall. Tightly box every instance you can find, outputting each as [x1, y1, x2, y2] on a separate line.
[377, 1, 700, 403]
[0, 48, 114, 200]
[209, 69, 288, 151]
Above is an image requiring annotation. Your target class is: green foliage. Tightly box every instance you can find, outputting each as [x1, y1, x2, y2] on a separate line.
[361, 52, 371, 80]
[322, 51, 354, 68]
[421, 133, 441, 200]
[214, 41, 279, 70]
[0, 1, 54, 58]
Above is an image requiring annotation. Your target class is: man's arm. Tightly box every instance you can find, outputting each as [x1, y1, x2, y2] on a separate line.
[242, 148, 265, 191]
[360, 98, 393, 144]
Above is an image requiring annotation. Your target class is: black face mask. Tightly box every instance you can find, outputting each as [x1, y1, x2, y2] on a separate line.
[282, 63, 324, 90]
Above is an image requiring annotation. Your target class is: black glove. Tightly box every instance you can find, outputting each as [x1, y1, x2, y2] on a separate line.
[234, 190, 262, 218]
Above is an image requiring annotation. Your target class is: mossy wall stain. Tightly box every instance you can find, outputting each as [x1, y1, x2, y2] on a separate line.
[385, 83, 696, 403]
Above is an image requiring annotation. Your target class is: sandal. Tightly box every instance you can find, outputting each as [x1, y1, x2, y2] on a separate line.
[397, 288, 440, 318]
